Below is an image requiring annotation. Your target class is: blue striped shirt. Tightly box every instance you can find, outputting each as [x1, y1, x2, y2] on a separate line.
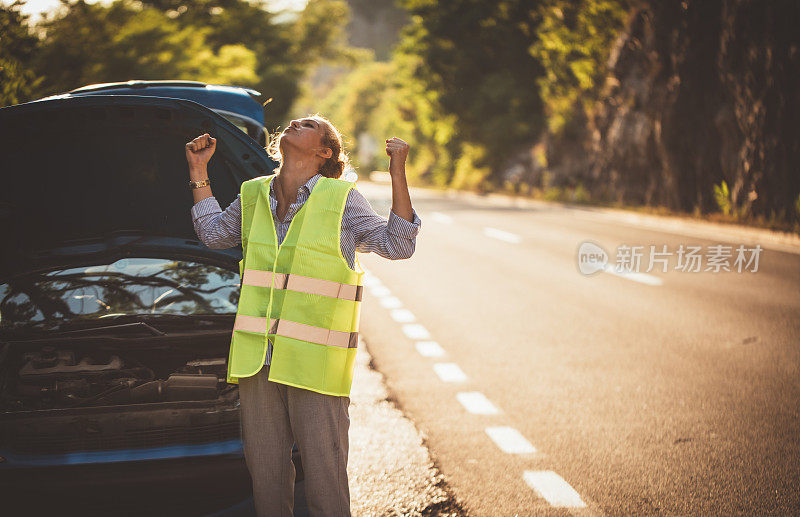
[190, 173, 422, 365]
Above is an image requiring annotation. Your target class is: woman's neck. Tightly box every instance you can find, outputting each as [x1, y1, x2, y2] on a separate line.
[275, 153, 319, 203]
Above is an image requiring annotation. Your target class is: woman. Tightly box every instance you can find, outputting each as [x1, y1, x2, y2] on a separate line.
[185, 115, 421, 516]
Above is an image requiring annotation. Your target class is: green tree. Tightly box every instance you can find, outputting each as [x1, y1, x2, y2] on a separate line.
[0, 1, 42, 107]
[315, 0, 629, 193]
[32, 0, 258, 97]
[17, 0, 353, 124]
[530, 0, 628, 134]
[317, 54, 458, 185]
[397, 0, 546, 182]
[135, 0, 356, 123]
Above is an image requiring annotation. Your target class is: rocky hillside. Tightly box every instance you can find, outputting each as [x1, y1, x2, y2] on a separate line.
[574, 0, 799, 222]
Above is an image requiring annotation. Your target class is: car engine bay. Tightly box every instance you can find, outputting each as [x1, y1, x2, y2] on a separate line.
[3, 346, 233, 411]
[1, 341, 235, 412]
[0, 331, 243, 458]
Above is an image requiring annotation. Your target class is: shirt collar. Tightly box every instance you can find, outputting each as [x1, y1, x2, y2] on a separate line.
[304, 173, 323, 192]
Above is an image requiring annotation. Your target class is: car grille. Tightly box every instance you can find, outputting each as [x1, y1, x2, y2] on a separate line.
[6, 421, 241, 455]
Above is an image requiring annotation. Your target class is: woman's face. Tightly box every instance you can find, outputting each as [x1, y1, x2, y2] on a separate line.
[280, 117, 327, 156]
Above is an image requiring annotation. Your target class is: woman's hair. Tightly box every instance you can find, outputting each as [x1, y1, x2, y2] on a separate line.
[266, 114, 350, 179]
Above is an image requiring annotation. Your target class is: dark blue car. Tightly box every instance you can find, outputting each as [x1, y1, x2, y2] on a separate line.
[39, 79, 270, 147]
[0, 85, 306, 515]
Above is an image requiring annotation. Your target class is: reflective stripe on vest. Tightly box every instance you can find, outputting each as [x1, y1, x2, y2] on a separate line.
[242, 268, 363, 302]
[233, 314, 359, 348]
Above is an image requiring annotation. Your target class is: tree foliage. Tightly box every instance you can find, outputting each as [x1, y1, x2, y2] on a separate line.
[530, 0, 629, 134]
[0, 2, 42, 106]
[320, 0, 627, 190]
[317, 54, 458, 186]
[2, 0, 352, 124]
[397, 0, 546, 180]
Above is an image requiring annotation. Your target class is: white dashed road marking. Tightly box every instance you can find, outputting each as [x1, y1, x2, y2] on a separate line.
[361, 274, 380, 286]
[457, 392, 500, 415]
[485, 426, 535, 454]
[483, 227, 522, 244]
[379, 296, 403, 309]
[365, 269, 594, 514]
[402, 324, 431, 340]
[415, 341, 446, 357]
[523, 471, 587, 508]
[602, 264, 663, 286]
[433, 363, 468, 382]
[390, 308, 416, 323]
[432, 211, 453, 224]
[369, 284, 391, 297]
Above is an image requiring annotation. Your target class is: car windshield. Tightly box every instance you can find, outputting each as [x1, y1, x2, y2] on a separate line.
[219, 113, 254, 136]
[0, 258, 240, 329]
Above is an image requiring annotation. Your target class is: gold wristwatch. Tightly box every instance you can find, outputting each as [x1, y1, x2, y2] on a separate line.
[189, 178, 211, 190]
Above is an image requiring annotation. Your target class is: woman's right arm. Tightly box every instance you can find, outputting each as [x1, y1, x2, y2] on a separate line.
[191, 195, 242, 249]
[186, 133, 216, 205]
[186, 133, 242, 249]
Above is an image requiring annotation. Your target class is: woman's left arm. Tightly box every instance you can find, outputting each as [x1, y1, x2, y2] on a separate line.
[345, 188, 421, 260]
[386, 137, 414, 223]
[345, 137, 421, 260]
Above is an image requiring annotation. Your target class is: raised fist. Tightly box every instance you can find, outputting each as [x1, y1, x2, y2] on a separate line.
[185, 133, 216, 170]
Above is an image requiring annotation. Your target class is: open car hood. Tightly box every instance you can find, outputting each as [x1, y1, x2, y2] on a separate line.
[0, 95, 276, 278]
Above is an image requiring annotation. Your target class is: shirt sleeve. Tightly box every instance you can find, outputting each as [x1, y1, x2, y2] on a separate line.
[190, 194, 242, 249]
[344, 187, 422, 260]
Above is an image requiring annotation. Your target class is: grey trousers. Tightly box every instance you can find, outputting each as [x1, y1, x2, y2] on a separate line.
[238, 364, 351, 517]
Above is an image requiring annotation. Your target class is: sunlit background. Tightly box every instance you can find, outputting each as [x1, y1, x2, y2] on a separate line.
[1, 1, 799, 514]
[6, 0, 308, 22]
[2, 0, 798, 231]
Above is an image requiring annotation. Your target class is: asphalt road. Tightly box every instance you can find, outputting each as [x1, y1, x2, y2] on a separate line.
[355, 179, 800, 516]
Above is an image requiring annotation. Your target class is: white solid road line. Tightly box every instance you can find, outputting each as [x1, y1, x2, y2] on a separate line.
[432, 211, 454, 224]
[602, 263, 663, 286]
[457, 392, 500, 415]
[484, 426, 535, 453]
[402, 323, 432, 340]
[379, 296, 403, 309]
[523, 471, 587, 508]
[483, 227, 522, 244]
[434, 363, 468, 382]
[390, 308, 416, 323]
[415, 341, 446, 357]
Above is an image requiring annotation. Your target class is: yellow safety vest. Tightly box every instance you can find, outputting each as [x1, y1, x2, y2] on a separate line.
[225, 174, 364, 396]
